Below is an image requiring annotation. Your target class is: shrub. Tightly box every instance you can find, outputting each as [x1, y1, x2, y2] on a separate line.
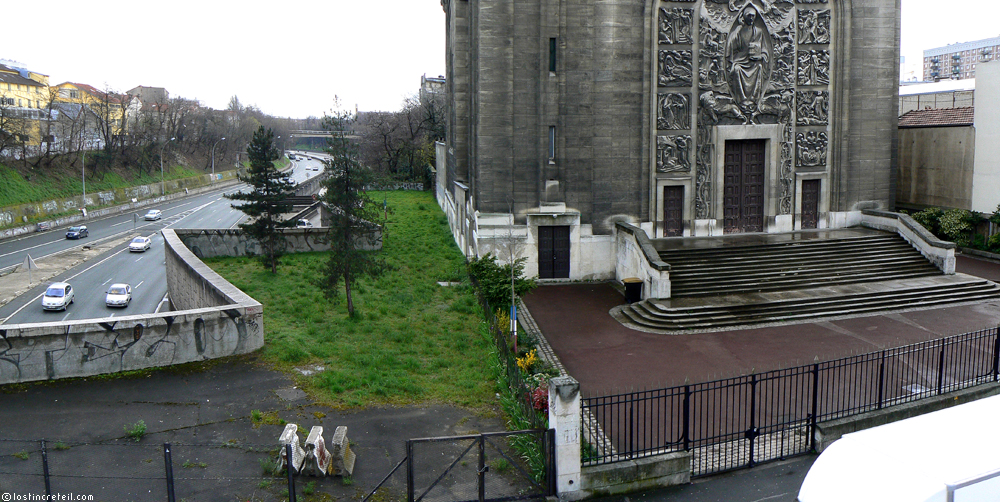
[988, 234, 1000, 253]
[911, 207, 944, 236]
[124, 420, 147, 442]
[939, 209, 977, 246]
[468, 254, 537, 309]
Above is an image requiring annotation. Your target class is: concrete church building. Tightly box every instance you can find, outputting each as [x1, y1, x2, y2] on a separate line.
[436, 0, 901, 286]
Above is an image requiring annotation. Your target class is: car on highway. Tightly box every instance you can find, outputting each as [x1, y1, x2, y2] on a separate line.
[35, 221, 52, 232]
[105, 283, 132, 308]
[65, 225, 88, 239]
[295, 219, 314, 228]
[144, 209, 162, 221]
[41, 282, 75, 311]
[129, 236, 152, 252]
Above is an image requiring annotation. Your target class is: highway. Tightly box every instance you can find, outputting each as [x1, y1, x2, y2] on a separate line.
[0, 156, 325, 325]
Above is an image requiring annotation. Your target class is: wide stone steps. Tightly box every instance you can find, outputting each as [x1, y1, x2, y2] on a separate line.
[617, 276, 1000, 331]
[660, 234, 941, 297]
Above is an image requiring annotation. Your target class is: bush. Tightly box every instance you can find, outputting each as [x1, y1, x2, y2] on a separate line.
[988, 234, 1000, 253]
[468, 254, 537, 309]
[939, 208, 977, 246]
[911, 207, 944, 236]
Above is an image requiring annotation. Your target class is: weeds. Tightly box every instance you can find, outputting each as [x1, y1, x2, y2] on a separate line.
[124, 420, 147, 441]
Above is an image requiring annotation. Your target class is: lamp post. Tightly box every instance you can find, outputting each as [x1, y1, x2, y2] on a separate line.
[211, 137, 226, 180]
[81, 145, 86, 208]
[160, 137, 175, 196]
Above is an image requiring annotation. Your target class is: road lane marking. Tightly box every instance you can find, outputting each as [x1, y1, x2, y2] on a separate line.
[136, 281, 144, 289]
[102, 278, 113, 285]
[111, 221, 130, 227]
[61, 312, 71, 321]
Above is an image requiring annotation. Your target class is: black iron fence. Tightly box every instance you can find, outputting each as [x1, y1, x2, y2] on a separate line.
[582, 326, 1000, 476]
[0, 440, 319, 501]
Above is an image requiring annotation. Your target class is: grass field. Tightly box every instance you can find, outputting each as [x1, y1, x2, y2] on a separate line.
[205, 191, 497, 410]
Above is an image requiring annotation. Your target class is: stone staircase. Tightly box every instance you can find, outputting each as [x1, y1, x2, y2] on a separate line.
[617, 230, 1000, 332]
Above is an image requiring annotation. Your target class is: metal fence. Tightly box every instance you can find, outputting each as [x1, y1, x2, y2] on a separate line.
[0, 440, 316, 501]
[582, 326, 1000, 476]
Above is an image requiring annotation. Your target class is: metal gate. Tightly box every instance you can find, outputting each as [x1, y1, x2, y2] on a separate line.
[365, 430, 554, 502]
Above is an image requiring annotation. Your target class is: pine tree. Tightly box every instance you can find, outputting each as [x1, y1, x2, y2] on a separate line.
[226, 126, 295, 273]
[314, 106, 389, 317]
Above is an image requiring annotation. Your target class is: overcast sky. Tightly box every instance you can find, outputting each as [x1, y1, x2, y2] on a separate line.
[2, 1, 993, 118]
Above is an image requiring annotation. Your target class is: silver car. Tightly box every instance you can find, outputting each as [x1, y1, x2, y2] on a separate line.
[105, 283, 132, 308]
[129, 236, 152, 252]
[42, 282, 75, 311]
[144, 209, 162, 221]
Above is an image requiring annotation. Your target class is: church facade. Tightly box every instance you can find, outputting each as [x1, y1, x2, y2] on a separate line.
[437, 0, 900, 281]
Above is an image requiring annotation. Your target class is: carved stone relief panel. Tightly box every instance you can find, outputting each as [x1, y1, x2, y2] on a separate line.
[695, 126, 712, 219]
[796, 91, 829, 125]
[770, 25, 796, 90]
[779, 140, 794, 214]
[657, 135, 693, 173]
[658, 93, 691, 130]
[796, 131, 828, 167]
[797, 50, 830, 86]
[797, 9, 831, 44]
[795, 0, 827, 3]
[659, 50, 694, 87]
[698, 23, 728, 93]
[659, 8, 694, 45]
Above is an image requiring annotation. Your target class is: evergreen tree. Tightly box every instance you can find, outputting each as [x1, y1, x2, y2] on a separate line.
[314, 106, 389, 317]
[226, 126, 295, 273]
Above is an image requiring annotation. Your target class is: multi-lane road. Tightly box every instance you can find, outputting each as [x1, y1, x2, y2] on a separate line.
[0, 155, 325, 325]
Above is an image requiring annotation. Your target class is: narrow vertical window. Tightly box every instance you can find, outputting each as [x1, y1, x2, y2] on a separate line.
[548, 126, 556, 162]
[549, 38, 557, 73]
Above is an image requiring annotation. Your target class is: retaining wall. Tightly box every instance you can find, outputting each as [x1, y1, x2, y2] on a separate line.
[0, 229, 264, 385]
[0, 170, 242, 241]
[173, 228, 336, 260]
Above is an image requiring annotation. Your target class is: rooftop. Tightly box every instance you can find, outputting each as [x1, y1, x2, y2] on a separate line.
[898, 107, 974, 128]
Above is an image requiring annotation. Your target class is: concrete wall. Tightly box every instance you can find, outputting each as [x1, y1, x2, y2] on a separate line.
[614, 223, 671, 299]
[973, 61, 1000, 214]
[0, 229, 263, 385]
[580, 452, 691, 497]
[897, 126, 975, 209]
[172, 228, 347, 260]
[861, 210, 956, 274]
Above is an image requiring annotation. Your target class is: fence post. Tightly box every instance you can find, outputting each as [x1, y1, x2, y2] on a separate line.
[877, 350, 886, 410]
[628, 401, 634, 458]
[406, 440, 415, 502]
[992, 326, 1000, 382]
[547, 376, 581, 499]
[546, 429, 557, 496]
[810, 364, 819, 452]
[682, 385, 691, 452]
[163, 443, 175, 502]
[478, 435, 486, 502]
[937, 338, 947, 395]
[747, 375, 758, 468]
[285, 443, 297, 502]
[41, 440, 51, 497]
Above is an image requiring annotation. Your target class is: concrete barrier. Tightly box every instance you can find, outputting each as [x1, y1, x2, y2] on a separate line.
[0, 229, 264, 385]
[172, 228, 335, 260]
[861, 210, 956, 274]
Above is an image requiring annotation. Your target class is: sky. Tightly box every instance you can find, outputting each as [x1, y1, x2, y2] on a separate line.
[2, 1, 993, 119]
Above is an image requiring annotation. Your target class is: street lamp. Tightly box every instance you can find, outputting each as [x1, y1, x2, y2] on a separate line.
[211, 137, 226, 180]
[81, 145, 86, 208]
[160, 137, 175, 196]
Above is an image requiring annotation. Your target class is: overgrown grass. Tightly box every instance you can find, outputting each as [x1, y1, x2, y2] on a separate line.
[206, 191, 495, 409]
[0, 162, 204, 207]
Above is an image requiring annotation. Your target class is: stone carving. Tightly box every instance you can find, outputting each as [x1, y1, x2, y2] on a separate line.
[795, 0, 827, 3]
[779, 140, 794, 214]
[699, 24, 729, 92]
[700, 90, 747, 125]
[796, 91, 829, 125]
[657, 135, 692, 173]
[798, 9, 831, 44]
[770, 25, 796, 89]
[658, 93, 691, 130]
[797, 50, 830, 86]
[660, 8, 694, 45]
[695, 144, 713, 219]
[796, 131, 828, 167]
[726, 5, 773, 114]
[757, 88, 793, 124]
[659, 50, 693, 87]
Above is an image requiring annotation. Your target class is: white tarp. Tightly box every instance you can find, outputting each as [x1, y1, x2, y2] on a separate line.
[798, 394, 1000, 502]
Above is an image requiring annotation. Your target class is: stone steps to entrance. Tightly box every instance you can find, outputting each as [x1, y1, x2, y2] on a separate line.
[616, 275, 1000, 332]
[660, 233, 941, 297]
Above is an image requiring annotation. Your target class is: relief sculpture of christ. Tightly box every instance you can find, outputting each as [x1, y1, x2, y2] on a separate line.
[726, 5, 772, 115]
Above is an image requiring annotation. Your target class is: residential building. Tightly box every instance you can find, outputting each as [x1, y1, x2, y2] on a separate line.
[923, 36, 1000, 81]
[0, 61, 52, 150]
[438, 0, 900, 281]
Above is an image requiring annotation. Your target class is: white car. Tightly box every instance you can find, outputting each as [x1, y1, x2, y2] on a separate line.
[42, 282, 75, 311]
[129, 236, 152, 252]
[144, 209, 162, 221]
[105, 283, 132, 308]
[295, 219, 314, 228]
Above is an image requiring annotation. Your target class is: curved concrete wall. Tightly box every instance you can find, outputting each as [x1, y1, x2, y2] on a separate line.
[0, 229, 264, 385]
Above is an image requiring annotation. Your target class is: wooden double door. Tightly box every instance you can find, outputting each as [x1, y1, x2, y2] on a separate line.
[723, 140, 766, 234]
[538, 226, 570, 279]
